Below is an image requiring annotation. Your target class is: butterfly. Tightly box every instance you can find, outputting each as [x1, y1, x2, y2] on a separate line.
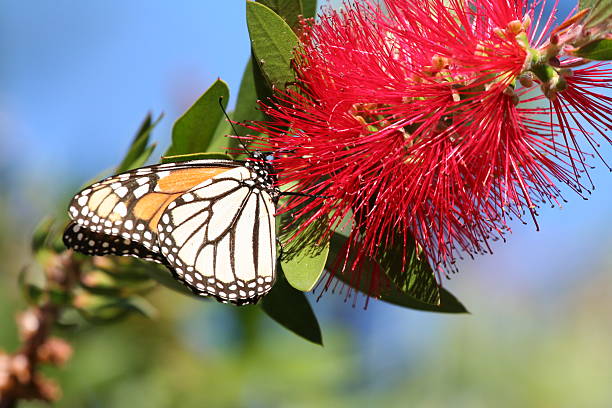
[63, 152, 280, 306]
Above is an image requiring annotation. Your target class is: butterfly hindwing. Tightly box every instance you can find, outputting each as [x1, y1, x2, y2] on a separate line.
[63, 221, 166, 264]
[157, 167, 277, 305]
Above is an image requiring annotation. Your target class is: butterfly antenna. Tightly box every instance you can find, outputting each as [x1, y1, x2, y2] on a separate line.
[218, 96, 250, 156]
[280, 191, 331, 199]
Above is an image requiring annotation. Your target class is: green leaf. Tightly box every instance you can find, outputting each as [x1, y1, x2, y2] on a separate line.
[375, 281, 468, 313]
[333, 219, 440, 305]
[572, 39, 612, 60]
[160, 152, 233, 164]
[78, 294, 157, 323]
[122, 296, 158, 319]
[206, 117, 234, 153]
[580, 0, 612, 29]
[579, 0, 599, 10]
[262, 267, 323, 345]
[247, 1, 299, 90]
[257, 0, 303, 31]
[328, 233, 468, 313]
[302, 0, 317, 19]
[379, 237, 440, 306]
[129, 143, 157, 169]
[251, 50, 274, 101]
[18, 267, 44, 305]
[165, 79, 230, 156]
[280, 219, 330, 292]
[116, 113, 162, 173]
[207, 60, 269, 153]
[31, 216, 55, 253]
[48, 288, 73, 306]
[234, 58, 268, 131]
[80, 269, 156, 297]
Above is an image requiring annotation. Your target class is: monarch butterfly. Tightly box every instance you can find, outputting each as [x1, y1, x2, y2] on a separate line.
[63, 152, 279, 306]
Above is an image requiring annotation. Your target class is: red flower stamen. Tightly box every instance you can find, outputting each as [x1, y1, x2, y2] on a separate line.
[247, 0, 610, 293]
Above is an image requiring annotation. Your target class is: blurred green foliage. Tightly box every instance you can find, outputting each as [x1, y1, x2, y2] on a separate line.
[2, 192, 612, 406]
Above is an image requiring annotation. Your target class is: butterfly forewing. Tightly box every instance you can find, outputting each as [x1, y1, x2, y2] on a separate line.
[64, 160, 241, 257]
[157, 167, 277, 305]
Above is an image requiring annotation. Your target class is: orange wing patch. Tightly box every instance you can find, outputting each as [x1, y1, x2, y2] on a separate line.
[134, 167, 232, 230]
[157, 167, 230, 193]
[133, 193, 180, 230]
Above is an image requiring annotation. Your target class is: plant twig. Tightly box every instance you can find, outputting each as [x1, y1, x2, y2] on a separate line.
[0, 252, 77, 407]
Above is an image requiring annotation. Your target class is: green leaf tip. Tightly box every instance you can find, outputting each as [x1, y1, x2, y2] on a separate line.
[115, 112, 163, 173]
[262, 267, 323, 345]
[247, 1, 300, 90]
[328, 233, 468, 313]
[165, 79, 230, 157]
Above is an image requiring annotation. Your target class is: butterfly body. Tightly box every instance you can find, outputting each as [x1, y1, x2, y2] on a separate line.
[64, 157, 279, 305]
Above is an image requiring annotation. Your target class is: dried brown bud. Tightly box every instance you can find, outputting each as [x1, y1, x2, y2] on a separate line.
[16, 309, 40, 341]
[0, 352, 12, 392]
[518, 72, 534, 88]
[33, 374, 61, 402]
[37, 338, 72, 367]
[11, 354, 30, 384]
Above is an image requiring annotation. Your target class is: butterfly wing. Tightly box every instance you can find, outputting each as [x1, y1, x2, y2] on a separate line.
[157, 166, 277, 305]
[64, 160, 241, 258]
[64, 221, 167, 264]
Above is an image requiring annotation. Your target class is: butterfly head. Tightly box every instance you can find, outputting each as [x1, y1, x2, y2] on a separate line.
[245, 151, 279, 200]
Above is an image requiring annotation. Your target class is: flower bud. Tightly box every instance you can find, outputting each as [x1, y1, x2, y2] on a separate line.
[37, 338, 73, 366]
[508, 20, 523, 35]
[518, 72, 534, 87]
[16, 309, 40, 341]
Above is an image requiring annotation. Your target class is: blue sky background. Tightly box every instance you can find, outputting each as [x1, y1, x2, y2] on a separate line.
[1, 0, 611, 398]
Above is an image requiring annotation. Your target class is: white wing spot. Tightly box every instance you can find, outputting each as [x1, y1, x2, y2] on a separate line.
[115, 186, 128, 197]
[114, 202, 128, 217]
[134, 184, 148, 198]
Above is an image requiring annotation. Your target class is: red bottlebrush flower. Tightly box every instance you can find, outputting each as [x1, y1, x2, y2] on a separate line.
[249, 0, 611, 286]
